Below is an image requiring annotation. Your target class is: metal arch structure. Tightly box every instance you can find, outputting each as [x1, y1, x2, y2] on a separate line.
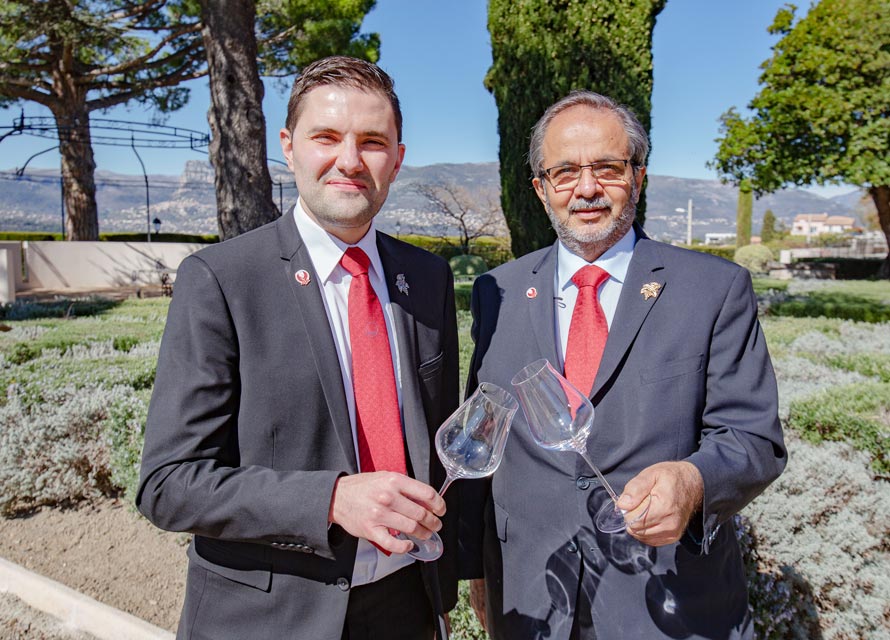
[0, 111, 210, 240]
[0, 112, 210, 150]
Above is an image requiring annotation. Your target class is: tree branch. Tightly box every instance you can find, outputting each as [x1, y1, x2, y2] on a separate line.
[80, 22, 203, 78]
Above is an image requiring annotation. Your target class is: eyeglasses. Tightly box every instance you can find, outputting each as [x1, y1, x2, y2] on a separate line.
[540, 159, 634, 189]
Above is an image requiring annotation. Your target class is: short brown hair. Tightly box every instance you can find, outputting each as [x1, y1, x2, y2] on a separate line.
[284, 56, 402, 141]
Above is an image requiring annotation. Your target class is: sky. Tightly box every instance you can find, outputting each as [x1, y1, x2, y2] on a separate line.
[0, 0, 853, 197]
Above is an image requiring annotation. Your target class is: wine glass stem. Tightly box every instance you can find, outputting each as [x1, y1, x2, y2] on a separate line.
[578, 450, 621, 505]
[437, 476, 455, 497]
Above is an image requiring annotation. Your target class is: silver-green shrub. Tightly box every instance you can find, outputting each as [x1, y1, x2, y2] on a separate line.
[0, 383, 131, 514]
[741, 433, 890, 639]
[102, 390, 150, 504]
[734, 244, 774, 274]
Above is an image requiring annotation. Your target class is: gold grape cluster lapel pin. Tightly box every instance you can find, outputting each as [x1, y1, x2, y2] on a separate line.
[640, 282, 661, 301]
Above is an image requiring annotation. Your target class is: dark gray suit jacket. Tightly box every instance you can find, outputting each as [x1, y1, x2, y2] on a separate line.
[461, 230, 786, 640]
[137, 212, 460, 639]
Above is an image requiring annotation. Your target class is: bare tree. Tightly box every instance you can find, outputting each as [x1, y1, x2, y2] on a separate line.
[413, 182, 506, 254]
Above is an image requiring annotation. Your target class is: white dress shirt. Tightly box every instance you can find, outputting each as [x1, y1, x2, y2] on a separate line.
[293, 200, 413, 585]
[554, 226, 637, 369]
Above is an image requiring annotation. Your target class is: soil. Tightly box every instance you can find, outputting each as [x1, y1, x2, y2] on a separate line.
[0, 498, 187, 635]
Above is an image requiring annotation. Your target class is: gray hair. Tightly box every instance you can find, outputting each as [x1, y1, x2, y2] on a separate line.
[528, 91, 650, 177]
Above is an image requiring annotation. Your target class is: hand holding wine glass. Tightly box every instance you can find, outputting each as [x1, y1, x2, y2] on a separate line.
[399, 381, 518, 561]
[510, 359, 649, 534]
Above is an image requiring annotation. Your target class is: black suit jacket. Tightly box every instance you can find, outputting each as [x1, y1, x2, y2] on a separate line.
[137, 212, 460, 639]
[461, 230, 786, 640]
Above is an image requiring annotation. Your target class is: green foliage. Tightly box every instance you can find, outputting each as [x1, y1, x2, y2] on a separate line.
[402, 234, 513, 269]
[101, 232, 218, 244]
[256, 0, 380, 81]
[751, 277, 790, 295]
[0, 231, 61, 241]
[454, 283, 473, 312]
[733, 244, 774, 274]
[0, 231, 218, 243]
[102, 389, 151, 504]
[486, 0, 666, 257]
[788, 382, 890, 473]
[0, 297, 120, 321]
[767, 291, 890, 323]
[449, 255, 489, 279]
[760, 209, 777, 244]
[711, 0, 890, 274]
[0, 1, 204, 112]
[450, 581, 488, 640]
[712, 0, 890, 193]
[736, 180, 753, 247]
[682, 245, 735, 261]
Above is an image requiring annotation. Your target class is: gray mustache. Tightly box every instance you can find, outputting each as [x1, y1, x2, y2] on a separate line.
[569, 197, 611, 212]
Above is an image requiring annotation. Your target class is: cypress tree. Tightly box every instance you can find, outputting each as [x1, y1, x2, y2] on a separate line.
[737, 179, 753, 247]
[485, 0, 666, 257]
[761, 209, 777, 244]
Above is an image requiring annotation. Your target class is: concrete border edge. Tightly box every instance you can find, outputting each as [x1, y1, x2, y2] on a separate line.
[0, 555, 174, 640]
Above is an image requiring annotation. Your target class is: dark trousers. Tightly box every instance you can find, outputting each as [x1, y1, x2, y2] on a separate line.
[342, 563, 435, 640]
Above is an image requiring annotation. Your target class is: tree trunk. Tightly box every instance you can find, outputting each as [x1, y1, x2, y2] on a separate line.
[199, 0, 279, 241]
[51, 90, 99, 240]
[870, 185, 890, 279]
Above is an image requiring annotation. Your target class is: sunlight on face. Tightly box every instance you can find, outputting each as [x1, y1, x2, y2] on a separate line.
[280, 86, 405, 244]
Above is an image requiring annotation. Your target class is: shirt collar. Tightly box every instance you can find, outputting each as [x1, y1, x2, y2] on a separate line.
[293, 199, 385, 284]
[557, 225, 636, 292]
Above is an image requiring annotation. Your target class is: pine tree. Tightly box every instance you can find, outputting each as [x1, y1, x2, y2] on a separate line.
[0, 1, 203, 240]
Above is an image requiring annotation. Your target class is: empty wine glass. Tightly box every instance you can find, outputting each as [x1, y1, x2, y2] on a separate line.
[511, 359, 648, 534]
[399, 381, 518, 561]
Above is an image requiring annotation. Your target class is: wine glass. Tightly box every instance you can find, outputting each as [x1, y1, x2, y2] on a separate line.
[510, 359, 648, 534]
[399, 381, 518, 561]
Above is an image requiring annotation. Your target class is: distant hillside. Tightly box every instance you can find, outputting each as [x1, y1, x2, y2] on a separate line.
[0, 161, 866, 242]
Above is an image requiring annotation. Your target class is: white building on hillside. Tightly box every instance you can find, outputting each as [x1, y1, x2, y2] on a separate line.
[791, 213, 856, 237]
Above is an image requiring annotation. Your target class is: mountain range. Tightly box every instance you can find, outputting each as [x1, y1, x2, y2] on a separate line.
[0, 161, 869, 242]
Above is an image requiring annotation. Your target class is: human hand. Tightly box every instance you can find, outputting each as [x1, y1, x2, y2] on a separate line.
[329, 472, 445, 554]
[469, 578, 487, 632]
[617, 461, 703, 546]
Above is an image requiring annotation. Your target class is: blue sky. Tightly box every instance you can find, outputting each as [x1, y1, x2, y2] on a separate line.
[0, 1, 850, 196]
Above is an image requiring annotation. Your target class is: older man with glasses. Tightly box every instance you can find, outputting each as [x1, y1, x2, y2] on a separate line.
[459, 91, 787, 640]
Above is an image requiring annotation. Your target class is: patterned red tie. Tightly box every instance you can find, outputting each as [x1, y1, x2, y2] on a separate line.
[564, 265, 610, 397]
[341, 247, 407, 477]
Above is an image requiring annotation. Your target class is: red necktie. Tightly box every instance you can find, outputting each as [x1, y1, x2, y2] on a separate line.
[341, 247, 407, 477]
[564, 265, 610, 397]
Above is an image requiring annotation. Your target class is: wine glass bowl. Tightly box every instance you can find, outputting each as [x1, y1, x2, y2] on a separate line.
[511, 359, 646, 534]
[401, 381, 518, 561]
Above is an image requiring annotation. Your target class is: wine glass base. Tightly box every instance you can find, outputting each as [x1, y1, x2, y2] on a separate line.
[595, 501, 628, 534]
[395, 532, 444, 562]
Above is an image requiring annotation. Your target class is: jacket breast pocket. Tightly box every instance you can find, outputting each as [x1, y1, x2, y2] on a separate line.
[418, 351, 445, 380]
[639, 354, 703, 385]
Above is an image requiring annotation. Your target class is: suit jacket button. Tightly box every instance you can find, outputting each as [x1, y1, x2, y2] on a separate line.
[567, 541, 578, 553]
[575, 477, 590, 490]
[336, 577, 350, 591]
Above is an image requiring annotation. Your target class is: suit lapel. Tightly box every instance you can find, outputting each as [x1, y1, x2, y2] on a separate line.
[377, 233, 430, 485]
[528, 244, 562, 369]
[277, 211, 357, 473]
[591, 237, 665, 400]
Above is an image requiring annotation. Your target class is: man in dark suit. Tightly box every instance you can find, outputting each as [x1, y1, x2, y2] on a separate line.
[137, 56, 459, 640]
[461, 91, 787, 639]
